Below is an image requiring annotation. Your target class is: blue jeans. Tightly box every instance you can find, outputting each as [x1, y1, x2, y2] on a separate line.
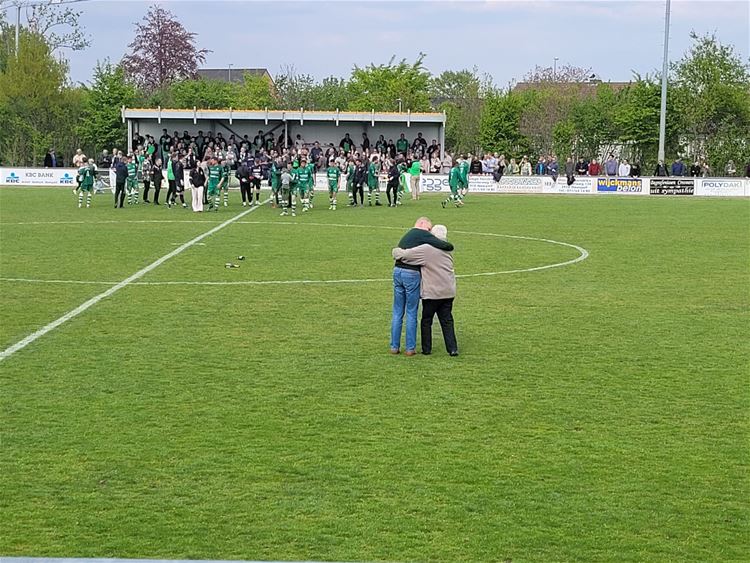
[390, 267, 421, 352]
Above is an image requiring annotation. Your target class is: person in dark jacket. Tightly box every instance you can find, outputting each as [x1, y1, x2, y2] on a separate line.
[690, 161, 702, 177]
[236, 161, 252, 206]
[43, 149, 58, 168]
[114, 158, 129, 208]
[151, 158, 163, 205]
[564, 157, 575, 186]
[671, 158, 685, 176]
[386, 161, 400, 207]
[352, 159, 367, 206]
[629, 161, 641, 177]
[172, 156, 186, 207]
[654, 160, 669, 176]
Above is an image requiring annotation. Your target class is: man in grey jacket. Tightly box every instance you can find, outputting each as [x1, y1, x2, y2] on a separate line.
[392, 224, 458, 356]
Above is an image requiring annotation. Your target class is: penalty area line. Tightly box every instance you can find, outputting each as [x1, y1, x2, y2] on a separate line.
[0, 199, 270, 363]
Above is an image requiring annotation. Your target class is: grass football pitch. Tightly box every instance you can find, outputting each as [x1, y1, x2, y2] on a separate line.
[0, 187, 748, 562]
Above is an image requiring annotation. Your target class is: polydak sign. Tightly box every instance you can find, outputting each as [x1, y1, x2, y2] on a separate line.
[1, 167, 78, 186]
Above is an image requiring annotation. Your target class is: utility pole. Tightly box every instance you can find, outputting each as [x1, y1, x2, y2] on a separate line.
[658, 0, 671, 164]
[553, 57, 559, 80]
[228, 63, 233, 82]
[15, 3, 21, 57]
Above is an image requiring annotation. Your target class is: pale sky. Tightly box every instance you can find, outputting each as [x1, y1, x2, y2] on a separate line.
[5, 0, 750, 88]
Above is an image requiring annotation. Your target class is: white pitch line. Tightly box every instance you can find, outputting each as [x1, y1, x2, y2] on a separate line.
[0, 200, 270, 362]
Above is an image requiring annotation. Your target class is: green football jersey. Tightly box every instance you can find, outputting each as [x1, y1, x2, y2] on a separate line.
[459, 160, 470, 183]
[126, 162, 138, 179]
[327, 166, 340, 183]
[297, 164, 313, 189]
[208, 165, 223, 184]
[449, 166, 461, 190]
[396, 138, 408, 153]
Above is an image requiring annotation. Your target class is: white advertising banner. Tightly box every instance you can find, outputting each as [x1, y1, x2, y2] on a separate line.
[542, 176, 596, 194]
[1, 167, 79, 187]
[419, 174, 544, 194]
[694, 178, 747, 197]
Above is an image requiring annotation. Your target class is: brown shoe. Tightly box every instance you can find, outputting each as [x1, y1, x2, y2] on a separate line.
[389, 349, 400, 355]
[404, 350, 416, 356]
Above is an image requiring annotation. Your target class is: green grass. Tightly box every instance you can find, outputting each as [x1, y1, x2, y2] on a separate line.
[1, 188, 748, 562]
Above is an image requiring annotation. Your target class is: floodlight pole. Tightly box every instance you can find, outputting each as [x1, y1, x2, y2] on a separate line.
[658, 0, 671, 164]
[15, 3, 21, 56]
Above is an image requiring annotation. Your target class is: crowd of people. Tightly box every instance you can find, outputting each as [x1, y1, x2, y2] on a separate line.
[69, 129, 482, 211]
[66, 128, 750, 210]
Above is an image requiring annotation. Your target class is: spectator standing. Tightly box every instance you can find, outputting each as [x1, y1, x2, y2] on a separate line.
[745, 161, 750, 178]
[604, 154, 618, 176]
[339, 133, 354, 155]
[141, 157, 153, 203]
[690, 161, 701, 177]
[361, 132, 371, 152]
[588, 158, 601, 176]
[565, 157, 575, 185]
[409, 157, 421, 200]
[441, 152, 453, 174]
[725, 160, 736, 176]
[618, 159, 631, 177]
[427, 140, 440, 158]
[72, 149, 85, 168]
[654, 160, 669, 176]
[520, 156, 532, 176]
[43, 148, 58, 168]
[630, 161, 641, 177]
[396, 134, 409, 156]
[412, 133, 427, 156]
[700, 159, 711, 177]
[470, 155, 483, 175]
[671, 158, 685, 176]
[547, 156, 559, 183]
[575, 157, 588, 176]
[534, 156, 546, 175]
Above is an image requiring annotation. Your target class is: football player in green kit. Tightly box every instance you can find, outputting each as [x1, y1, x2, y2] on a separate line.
[458, 155, 470, 198]
[296, 157, 314, 212]
[397, 159, 408, 206]
[126, 154, 139, 204]
[367, 154, 383, 206]
[207, 158, 223, 211]
[346, 158, 356, 206]
[326, 159, 341, 210]
[219, 158, 231, 207]
[270, 157, 282, 208]
[75, 158, 96, 208]
[442, 160, 464, 208]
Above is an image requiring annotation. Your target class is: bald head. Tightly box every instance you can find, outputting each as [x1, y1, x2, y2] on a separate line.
[414, 216, 432, 231]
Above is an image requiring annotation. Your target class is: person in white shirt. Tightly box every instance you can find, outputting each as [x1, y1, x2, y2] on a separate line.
[618, 159, 631, 177]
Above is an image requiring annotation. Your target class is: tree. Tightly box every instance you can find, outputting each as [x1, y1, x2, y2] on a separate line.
[25, 1, 90, 52]
[670, 32, 750, 171]
[274, 66, 317, 109]
[79, 61, 137, 154]
[348, 54, 431, 112]
[235, 73, 278, 110]
[524, 64, 594, 83]
[308, 76, 350, 111]
[169, 78, 235, 109]
[121, 5, 209, 93]
[431, 68, 492, 155]
[479, 91, 531, 156]
[0, 29, 77, 165]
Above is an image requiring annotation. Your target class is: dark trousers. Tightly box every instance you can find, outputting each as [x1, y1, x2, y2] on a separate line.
[166, 179, 177, 203]
[114, 180, 126, 207]
[153, 180, 162, 203]
[240, 180, 251, 203]
[386, 182, 398, 204]
[142, 180, 151, 200]
[421, 298, 458, 354]
[353, 183, 364, 204]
